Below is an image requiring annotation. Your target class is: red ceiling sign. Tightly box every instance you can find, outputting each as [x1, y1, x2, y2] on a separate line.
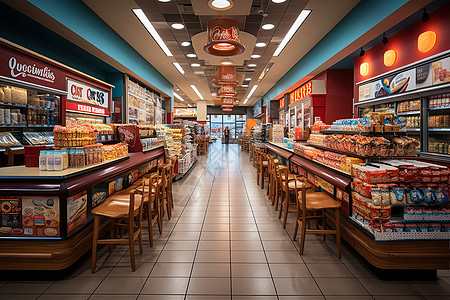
[216, 66, 239, 85]
[289, 81, 313, 104]
[204, 18, 245, 56]
[218, 85, 236, 96]
[222, 98, 234, 105]
[279, 98, 285, 109]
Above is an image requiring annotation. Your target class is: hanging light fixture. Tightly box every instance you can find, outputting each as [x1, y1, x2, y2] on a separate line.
[204, 18, 245, 56]
[215, 66, 239, 85]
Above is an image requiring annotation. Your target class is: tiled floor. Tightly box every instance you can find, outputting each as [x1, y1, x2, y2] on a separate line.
[1, 142, 450, 300]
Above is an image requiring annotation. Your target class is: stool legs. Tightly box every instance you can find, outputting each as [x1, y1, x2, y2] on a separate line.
[91, 215, 100, 274]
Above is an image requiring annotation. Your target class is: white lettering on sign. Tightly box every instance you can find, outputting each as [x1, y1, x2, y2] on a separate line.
[67, 78, 109, 108]
[8, 57, 55, 83]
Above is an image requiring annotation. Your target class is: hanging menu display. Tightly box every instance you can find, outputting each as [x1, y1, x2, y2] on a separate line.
[358, 54, 450, 102]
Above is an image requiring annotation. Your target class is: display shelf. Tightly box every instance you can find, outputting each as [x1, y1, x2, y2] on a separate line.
[143, 145, 164, 153]
[397, 111, 421, 116]
[306, 142, 368, 159]
[320, 129, 408, 136]
[419, 152, 449, 163]
[428, 128, 450, 132]
[97, 134, 115, 142]
[404, 128, 421, 132]
[27, 105, 55, 110]
[0, 101, 27, 108]
[428, 106, 450, 111]
[266, 142, 294, 159]
[27, 124, 54, 128]
[139, 135, 157, 139]
[0, 124, 26, 127]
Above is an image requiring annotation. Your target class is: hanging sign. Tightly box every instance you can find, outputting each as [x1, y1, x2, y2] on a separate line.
[222, 98, 235, 105]
[66, 101, 109, 116]
[218, 85, 236, 96]
[216, 66, 239, 85]
[204, 18, 245, 56]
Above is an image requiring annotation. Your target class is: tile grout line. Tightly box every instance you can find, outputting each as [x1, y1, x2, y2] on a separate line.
[183, 147, 218, 299]
[238, 149, 280, 299]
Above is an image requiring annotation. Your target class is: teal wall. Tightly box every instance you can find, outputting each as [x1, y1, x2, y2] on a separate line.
[26, 0, 173, 97]
[260, 0, 409, 106]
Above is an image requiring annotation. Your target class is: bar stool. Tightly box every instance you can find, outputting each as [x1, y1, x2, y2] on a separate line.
[137, 172, 161, 246]
[259, 151, 269, 190]
[292, 175, 342, 258]
[159, 164, 172, 221]
[91, 189, 144, 273]
[267, 155, 280, 204]
[274, 165, 295, 211]
[278, 166, 312, 228]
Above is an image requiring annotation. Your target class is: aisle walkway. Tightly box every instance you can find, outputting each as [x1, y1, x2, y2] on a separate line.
[1, 142, 449, 299]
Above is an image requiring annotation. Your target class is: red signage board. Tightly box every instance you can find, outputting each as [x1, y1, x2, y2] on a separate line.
[279, 98, 285, 109]
[66, 101, 109, 116]
[118, 125, 142, 153]
[290, 81, 313, 104]
[0, 43, 66, 91]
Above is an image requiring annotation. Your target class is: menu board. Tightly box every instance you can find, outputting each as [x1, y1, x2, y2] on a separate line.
[22, 196, 60, 237]
[67, 191, 87, 235]
[358, 55, 450, 102]
[0, 198, 21, 235]
[174, 107, 197, 118]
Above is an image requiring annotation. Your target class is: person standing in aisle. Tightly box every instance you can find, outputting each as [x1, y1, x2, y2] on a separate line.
[224, 126, 230, 144]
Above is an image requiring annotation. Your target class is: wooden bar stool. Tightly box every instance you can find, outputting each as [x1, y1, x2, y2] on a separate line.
[278, 166, 312, 228]
[91, 189, 144, 273]
[292, 175, 342, 259]
[159, 164, 172, 221]
[259, 151, 269, 191]
[267, 155, 279, 205]
[136, 172, 161, 246]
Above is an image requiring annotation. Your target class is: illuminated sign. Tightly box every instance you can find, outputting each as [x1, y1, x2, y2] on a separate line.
[289, 81, 312, 104]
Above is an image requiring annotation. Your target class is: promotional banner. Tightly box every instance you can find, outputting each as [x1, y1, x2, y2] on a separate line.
[67, 78, 109, 108]
[67, 190, 87, 235]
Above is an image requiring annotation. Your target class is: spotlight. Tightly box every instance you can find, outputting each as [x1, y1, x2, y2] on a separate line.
[422, 9, 429, 23]
[382, 34, 388, 44]
[359, 47, 365, 57]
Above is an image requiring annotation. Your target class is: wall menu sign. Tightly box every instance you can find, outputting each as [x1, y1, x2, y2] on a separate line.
[66, 101, 109, 116]
[0, 43, 65, 90]
[358, 55, 450, 102]
[290, 81, 313, 104]
[67, 78, 109, 108]
[174, 107, 197, 117]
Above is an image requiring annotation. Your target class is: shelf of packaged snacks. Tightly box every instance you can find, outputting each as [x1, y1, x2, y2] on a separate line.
[0, 124, 26, 127]
[306, 142, 368, 160]
[320, 129, 407, 136]
[419, 152, 449, 163]
[27, 105, 55, 110]
[428, 106, 450, 111]
[0, 101, 27, 108]
[142, 145, 164, 153]
[27, 124, 54, 128]
[293, 151, 353, 178]
[396, 111, 420, 116]
[404, 128, 420, 132]
[428, 128, 450, 132]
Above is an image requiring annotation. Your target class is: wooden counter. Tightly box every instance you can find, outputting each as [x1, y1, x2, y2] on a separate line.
[0, 146, 165, 270]
[266, 142, 450, 270]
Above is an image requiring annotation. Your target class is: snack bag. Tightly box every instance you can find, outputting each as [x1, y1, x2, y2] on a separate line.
[408, 188, 424, 204]
[435, 188, 449, 205]
[421, 188, 436, 205]
[390, 186, 406, 205]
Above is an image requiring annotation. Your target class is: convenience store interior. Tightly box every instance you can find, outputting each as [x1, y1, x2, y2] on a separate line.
[0, 0, 450, 299]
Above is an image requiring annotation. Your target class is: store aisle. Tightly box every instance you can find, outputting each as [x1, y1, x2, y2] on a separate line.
[1, 142, 450, 299]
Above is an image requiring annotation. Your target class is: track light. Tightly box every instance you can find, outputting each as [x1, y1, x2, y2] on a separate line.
[422, 9, 429, 23]
[382, 34, 388, 44]
[359, 47, 365, 57]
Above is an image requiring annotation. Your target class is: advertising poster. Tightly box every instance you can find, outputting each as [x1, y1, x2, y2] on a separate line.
[373, 69, 416, 99]
[22, 196, 60, 237]
[67, 190, 87, 235]
[318, 177, 334, 194]
[416, 56, 450, 89]
[92, 183, 108, 208]
[307, 173, 318, 187]
[139, 162, 150, 177]
[0, 197, 22, 236]
[127, 168, 139, 186]
[108, 177, 124, 196]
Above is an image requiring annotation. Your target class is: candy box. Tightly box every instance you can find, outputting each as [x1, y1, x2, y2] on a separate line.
[417, 223, 429, 232]
[383, 222, 395, 232]
[442, 223, 450, 232]
[429, 223, 441, 232]
[351, 178, 375, 198]
[405, 223, 418, 232]
[392, 223, 405, 232]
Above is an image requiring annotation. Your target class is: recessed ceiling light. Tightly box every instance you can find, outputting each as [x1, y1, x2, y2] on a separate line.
[255, 42, 267, 48]
[211, 92, 217, 97]
[132, 9, 172, 57]
[273, 9, 311, 56]
[191, 63, 201, 67]
[242, 85, 248, 87]
[262, 24, 275, 30]
[181, 41, 191, 47]
[251, 54, 261, 59]
[220, 59, 233, 65]
[186, 53, 197, 58]
[171, 23, 184, 29]
[245, 78, 251, 81]
[173, 92, 184, 101]
[248, 64, 257, 67]
[158, 0, 171, 2]
[271, 0, 286, 3]
[208, 0, 234, 10]
[176, 88, 179, 91]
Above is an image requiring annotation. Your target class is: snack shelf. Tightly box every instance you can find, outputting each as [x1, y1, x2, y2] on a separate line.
[27, 124, 54, 128]
[306, 142, 369, 160]
[404, 128, 420, 132]
[419, 152, 449, 163]
[320, 129, 407, 136]
[0, 101, 27, 108]
[397, 111, 421, 116]
[428, 106, 450, 111]
[428, 128, 450, 132]
[0, 124, 26, 127]
[27, 105, 55, 110]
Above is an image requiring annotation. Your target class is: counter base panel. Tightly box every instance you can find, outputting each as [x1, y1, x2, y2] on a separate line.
[325, 211, 450, 270]
[0, 220, 110, 270]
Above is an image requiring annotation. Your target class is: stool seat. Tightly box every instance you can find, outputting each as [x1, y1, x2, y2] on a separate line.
[288, 180, 312, 190]
[301, 191, 341, 210]
[92, 194, 142, 219]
